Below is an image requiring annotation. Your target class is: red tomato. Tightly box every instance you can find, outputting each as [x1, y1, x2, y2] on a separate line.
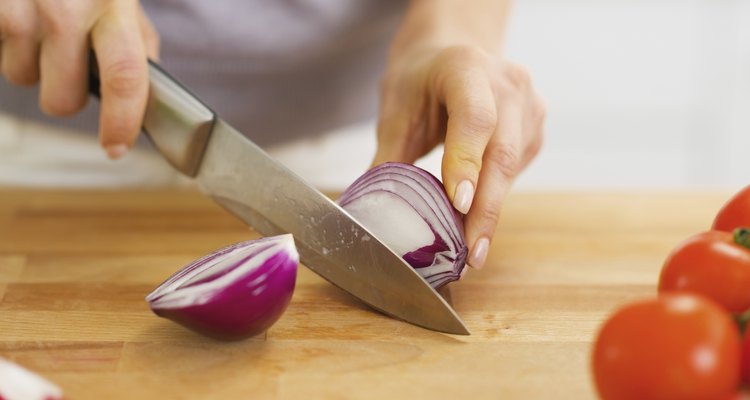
[714, 185, 750, 231]
[726, 392, 750, 400]
[592, 294, 741, 400]
[742, 329, 750, 385]
[658, 230, 750, 313]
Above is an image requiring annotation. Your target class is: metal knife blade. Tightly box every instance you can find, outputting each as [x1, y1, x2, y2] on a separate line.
[196, 120, 468, 335]
[90, 59, 469, 335]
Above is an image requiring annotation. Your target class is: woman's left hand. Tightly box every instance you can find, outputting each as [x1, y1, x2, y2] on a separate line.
[372, 45, 545, 269]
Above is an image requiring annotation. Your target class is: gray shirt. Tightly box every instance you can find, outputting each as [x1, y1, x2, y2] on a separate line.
[0, 0, 406, 147]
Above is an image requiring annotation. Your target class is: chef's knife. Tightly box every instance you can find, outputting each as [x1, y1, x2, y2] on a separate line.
[90, 59, 469, 335]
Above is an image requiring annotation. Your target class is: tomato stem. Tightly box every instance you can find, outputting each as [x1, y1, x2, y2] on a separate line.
[736, 309, 750, 334]
[733, 228, 750, 249]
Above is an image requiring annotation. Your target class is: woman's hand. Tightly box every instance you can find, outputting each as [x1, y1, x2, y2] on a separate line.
[0, 0, 159, 159]
[373, 44, 545, 270]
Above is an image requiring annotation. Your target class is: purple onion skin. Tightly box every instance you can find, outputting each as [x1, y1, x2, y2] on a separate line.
[403, 236, 450, 268]
[152, 250, 297, 341]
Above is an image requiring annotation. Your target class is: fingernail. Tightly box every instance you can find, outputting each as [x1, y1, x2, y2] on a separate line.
[469, 237, 490, 269]
[454, 180, 474, 214]
[105, 144, 129, 160]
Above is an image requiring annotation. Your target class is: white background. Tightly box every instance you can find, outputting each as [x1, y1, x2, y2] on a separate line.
[506, 0, 750, 189]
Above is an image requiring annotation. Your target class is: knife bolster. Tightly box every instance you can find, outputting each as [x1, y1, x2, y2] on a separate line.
[142, 62, 216, 177]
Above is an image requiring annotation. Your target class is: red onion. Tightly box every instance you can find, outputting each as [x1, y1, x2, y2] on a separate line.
[0, 358, 63, 400]
[146, 234, 298, 340]
[338, 162, 468, 289]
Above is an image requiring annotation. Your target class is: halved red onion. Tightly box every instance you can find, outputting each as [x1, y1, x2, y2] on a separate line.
[338, 162, 468, 288]
[0, 358, 63, 400]
[146, 234, 298, 340]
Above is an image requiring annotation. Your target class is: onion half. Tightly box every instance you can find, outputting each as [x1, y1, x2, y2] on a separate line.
[0, 358, 63, 400]
[338, 162, 468, 289]
[146, 234, 298, 340]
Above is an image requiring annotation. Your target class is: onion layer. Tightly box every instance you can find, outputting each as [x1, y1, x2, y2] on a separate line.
[0, 358, 63, 400]
[146, 234, 298, 340]
[338, 162, 467, 288]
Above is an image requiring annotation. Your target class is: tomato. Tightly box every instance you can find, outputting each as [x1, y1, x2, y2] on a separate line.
[742, 329, 750, 385]
[658, 230, 750, 313]
[726, 391, 750, 400]
[592, 294, 740, 400]
[714, 185, 750, 232]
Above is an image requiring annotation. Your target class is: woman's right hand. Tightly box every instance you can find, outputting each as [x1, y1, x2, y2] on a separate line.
[0, 0, 160, 159]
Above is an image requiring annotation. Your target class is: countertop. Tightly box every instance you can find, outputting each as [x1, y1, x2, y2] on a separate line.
[0, 189, 729, 399]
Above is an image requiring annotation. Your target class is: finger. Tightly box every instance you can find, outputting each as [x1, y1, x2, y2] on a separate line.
[38, 25, 89, 116]
[0, 0, 40, 85]
[518, 93, 546, 171]
[371, 82, 428, 167]
[519, 127, 543, 171]
[2, 34, 40, 87]
[464, 103, 523, 269]
[372, 113, 429, 167]
[372, 113, 413, 167]
[137, 5, 159, 61]
[439, 69, 497, 215]
[91, 2, 148, 159]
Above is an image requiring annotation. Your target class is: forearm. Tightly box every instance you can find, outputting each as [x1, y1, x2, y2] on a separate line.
[389, 0, 512, 57]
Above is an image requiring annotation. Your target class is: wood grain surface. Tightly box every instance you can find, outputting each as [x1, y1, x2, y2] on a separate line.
[0, 189, 730, 399]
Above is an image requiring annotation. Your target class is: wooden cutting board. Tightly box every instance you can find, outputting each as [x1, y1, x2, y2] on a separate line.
[0, 189, 729, 399]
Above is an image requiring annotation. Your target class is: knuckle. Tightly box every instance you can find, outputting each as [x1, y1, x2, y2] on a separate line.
[441, 45, 488, 65]
[434, 46, 490, 84]
[487, 144, 521, 179]
[508, 64, 531, 86]
[102, 58, 147, 97]
[494, 79, 522, 99]
[39, 4, 78, 37]
[524, 94, 547, 126]
[0, 14, 33, 38]
[478, 204, 502, 227]
[496, 64, 532, 96]
[527, 135, 544, 160]
[451, 150, 483, 173]
[1, 1, 44, 38]
[2, 22, 31, 39]
[40, 94, 86, 116]
[4, 67, 39, 86]
[461, 105, 497, 136]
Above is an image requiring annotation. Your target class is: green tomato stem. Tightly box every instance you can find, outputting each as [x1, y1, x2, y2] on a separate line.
[733, 228, 750, 249]
[736, 308, 750, 334]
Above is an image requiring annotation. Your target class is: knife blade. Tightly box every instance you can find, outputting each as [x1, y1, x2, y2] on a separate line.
[90, 59, 469, 335]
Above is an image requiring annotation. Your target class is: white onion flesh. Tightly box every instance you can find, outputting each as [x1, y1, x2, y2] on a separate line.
[0, 358, 62, 400]
[339, 162, 467, 288]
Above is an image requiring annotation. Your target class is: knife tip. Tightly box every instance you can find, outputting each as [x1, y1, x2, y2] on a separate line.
[456, 326, 471, 336]
[445, 320, 471, 336]
[418, 313, 470, 336]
